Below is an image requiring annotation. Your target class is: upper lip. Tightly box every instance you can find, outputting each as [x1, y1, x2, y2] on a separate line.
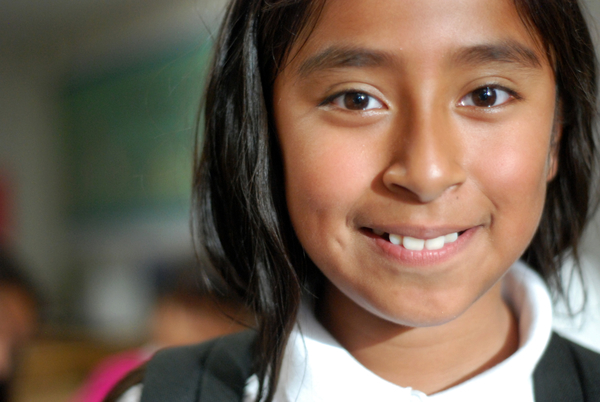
[363, 224, 477, 239]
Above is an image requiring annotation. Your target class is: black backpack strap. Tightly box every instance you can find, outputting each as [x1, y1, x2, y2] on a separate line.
[199, 331, 256, 402]
[533, 332, 600, 402]
[141, 330, 256, 402]
[567, 337, 600, 401]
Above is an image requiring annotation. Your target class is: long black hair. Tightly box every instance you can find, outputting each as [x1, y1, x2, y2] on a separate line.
[192, 0, 598, 400]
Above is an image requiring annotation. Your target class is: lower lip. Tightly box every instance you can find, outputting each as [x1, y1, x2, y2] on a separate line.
[370, 227, 478, 267]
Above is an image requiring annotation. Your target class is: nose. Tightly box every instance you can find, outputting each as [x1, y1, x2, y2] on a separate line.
[382, 108, 466, 203]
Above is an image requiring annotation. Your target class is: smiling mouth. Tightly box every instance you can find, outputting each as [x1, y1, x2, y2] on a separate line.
[368, 229, 467, 251]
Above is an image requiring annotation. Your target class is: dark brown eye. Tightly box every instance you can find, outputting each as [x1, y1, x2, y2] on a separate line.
[330, 91, 383, 110]
[472, 87, 497, 107]
[344, 92, 369, 109]
[459, 86, 512, 108]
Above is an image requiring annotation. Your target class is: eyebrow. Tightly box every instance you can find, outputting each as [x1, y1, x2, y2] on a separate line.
[297, 46, 395, 77]
[296, 40, 543, 78]
[450, 40, 543, 69]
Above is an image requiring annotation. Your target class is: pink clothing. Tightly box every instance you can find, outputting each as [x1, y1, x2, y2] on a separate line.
[71, 348, 152, 402]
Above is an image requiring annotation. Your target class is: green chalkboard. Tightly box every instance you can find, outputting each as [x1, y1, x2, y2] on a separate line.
[63, 42, 212, 222]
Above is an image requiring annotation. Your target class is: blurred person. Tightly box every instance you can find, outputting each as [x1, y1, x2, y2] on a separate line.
[70, 258, 251, 402]
[0, 247, 40, 402]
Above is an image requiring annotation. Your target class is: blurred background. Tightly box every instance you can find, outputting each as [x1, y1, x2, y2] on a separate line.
[0, 0, 599, 401]
[0, 0, 229, 400]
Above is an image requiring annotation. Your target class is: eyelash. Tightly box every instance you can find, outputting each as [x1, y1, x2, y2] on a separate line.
[458, 85, 522, 108]
[319, 90, 385, 111]
[319, 84, 522, 111]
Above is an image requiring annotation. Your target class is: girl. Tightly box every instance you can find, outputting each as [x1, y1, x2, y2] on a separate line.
[109, 0, 600, 401]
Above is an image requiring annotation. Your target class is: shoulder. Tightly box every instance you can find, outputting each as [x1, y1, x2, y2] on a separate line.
[110, 330, 256, 402]
[534, 332, 600, 401]
[115, 384, 143, 402]
[145, 329, 256, 380]
[562, 337, 600, 365]
[543, 332, 600, 369]
[145, 330, 256, 402]
[553, 334, 600, 393]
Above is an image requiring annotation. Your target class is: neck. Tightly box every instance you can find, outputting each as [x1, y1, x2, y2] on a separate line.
[317, 282, 519, 395]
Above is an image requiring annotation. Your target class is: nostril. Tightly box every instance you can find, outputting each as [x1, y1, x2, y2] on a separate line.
[382, 161, 466, 203]
[381, 130, 467, 204]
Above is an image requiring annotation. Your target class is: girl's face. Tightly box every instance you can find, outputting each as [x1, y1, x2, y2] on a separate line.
[274, 0, 557, 327]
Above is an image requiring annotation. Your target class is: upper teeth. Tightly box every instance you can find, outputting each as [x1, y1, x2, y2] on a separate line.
[379, 231, 459, 251]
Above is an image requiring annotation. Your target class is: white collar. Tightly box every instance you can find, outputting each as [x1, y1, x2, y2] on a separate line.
[245, 261, 553, 402]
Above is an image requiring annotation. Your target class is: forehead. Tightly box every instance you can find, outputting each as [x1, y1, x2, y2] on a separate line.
[284, 0, 548, 76]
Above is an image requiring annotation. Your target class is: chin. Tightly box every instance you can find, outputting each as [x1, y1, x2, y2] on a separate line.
[374, 305, 466, 329]
[348, 293, 464, 330]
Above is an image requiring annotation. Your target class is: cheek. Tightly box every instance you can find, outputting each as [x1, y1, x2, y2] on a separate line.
[281, 126, 375, 227]
[478, 144, 548, 199]
[469, 120, 552, 249]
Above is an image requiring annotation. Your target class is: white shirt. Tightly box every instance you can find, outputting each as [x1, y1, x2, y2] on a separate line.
[244, 261, 554, 402]
[120, 261, 553, 402]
